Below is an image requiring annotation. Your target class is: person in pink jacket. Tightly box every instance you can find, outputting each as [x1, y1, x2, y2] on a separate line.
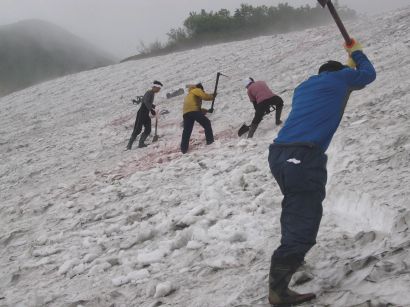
[244, 77, 284, 138]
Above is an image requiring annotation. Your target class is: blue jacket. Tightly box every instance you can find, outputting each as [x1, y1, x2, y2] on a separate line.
[275, 51, 376, 152]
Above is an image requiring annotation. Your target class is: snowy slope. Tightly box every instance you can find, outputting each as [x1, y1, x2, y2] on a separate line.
[1, 7, 410, 307]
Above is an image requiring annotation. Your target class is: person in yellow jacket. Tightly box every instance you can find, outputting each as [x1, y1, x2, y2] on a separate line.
[180, 83, 216, 153]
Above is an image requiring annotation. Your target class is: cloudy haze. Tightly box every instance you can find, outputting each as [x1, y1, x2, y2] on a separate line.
[0, 0, 409, 59]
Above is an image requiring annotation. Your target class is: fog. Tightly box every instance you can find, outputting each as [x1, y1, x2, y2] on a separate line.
[0, 19, 114, 97]
[0, 0, 409, 59]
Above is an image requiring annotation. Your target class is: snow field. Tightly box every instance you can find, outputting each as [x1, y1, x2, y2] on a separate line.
[1, 6, 410, 307]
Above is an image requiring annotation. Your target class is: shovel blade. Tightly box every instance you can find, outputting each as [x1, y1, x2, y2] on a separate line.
[152, 135, 159, 142]
[317, 0, 329, 8]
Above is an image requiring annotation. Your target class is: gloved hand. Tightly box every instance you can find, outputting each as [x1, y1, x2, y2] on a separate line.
[344, 38, 363, 55]
[150, 109, 156, 116]
[152, 104, 156, 109]
[346, 56, 356, 68]
[207, 108, 214, 114]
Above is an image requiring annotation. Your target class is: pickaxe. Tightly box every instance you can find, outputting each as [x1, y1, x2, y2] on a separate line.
[317, 0, 353, 46]
[208, 72, 229, 113]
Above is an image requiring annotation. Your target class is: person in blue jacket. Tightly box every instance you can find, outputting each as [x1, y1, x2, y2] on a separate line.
[267, 39, 376, 306]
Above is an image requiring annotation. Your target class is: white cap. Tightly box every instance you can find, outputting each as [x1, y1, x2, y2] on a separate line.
[243, 77, 253, 88]
[185, 81, 202, 89]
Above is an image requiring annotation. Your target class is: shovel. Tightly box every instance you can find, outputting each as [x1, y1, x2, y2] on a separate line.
[238, 105, 276, 137]
[317, 0, 353, 46]
[152, 113, 159, 142]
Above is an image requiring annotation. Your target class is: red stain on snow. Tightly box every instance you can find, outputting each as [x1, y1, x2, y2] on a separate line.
[98, 126, 238, 181]
[109, 114, 134, 127]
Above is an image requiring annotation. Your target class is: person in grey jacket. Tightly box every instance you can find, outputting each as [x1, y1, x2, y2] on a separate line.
[126, 80, 163, 149]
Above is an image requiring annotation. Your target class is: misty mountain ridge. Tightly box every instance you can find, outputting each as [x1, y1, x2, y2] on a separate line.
[0, 19, 115, 97]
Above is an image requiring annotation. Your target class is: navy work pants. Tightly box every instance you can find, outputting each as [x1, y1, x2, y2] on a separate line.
[268, 143, 327, 263]
[180, 111, 214, 153]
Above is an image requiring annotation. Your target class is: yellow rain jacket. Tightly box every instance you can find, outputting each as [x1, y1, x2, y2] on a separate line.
[183, 87, 214, 115]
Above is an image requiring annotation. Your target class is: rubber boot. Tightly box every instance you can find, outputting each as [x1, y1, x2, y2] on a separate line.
[126, 137, 135, 150]
[275, 104, 283, 126]
[268, 261, 316, 306]
[138, 133, 149, 148]
[247, 123, 258, 138]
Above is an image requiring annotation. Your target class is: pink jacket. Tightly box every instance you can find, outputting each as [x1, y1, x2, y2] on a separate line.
[247, 81, 276, 104]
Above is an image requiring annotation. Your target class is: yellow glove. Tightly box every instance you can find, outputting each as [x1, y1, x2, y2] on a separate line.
[344, 38, 363, 55]
[346, 56, 356, 68]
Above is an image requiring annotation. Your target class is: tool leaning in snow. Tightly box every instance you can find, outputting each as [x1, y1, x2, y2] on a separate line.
[152, 111, 159, 142]
[208, 72, 229, 114]
[166, 88, 184, 99]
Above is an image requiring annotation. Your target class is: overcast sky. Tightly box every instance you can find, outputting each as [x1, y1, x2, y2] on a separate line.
[0, 0, 409, 59]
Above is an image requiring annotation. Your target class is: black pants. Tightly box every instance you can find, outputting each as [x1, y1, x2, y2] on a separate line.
[180, 111, 214, 153]
[268, 143, 327, 264]
[128, 108, 151, 146]
[252, 96, 284, 126]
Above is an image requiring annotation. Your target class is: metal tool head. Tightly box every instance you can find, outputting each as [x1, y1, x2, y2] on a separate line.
[317, 0, 329, 8]
[217, 72, 229, 78]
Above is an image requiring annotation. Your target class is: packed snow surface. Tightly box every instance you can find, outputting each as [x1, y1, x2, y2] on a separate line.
[1, 7, 410, 307]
